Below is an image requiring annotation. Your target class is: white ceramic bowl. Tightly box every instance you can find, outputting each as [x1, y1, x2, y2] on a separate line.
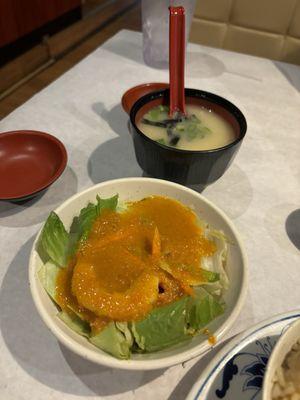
[263, 318, 300, 400]
[29, 177, 248, 370]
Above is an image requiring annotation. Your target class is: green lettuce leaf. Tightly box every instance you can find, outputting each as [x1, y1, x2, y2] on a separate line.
[38, 261, 61, 300]
[39, 262, 91, 337]
[200, 268, 220, 283]
[58, 311, 90, 337]
[210, 229, 229, 290]
[200, 227, 229, 295]
[143, 105, 169, 122]
[37, 195, 119, 266]
[116, 322, 134, 347]
[38, 212, 69, 267]
[131, 289, 224, 353]
[68, 202, 98, 252]
[132, 297, 190, 352]
[188, 288, 225, 331]
[89, 322, 131, 359]
[96, 194, 119, 215]
[67, 194, 118, 257]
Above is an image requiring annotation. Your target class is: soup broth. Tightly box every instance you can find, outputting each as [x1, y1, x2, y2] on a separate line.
[137, 104, 237, 151]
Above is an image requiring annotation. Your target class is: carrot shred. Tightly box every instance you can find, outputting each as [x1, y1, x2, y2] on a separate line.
[152, 227, 161, 258]
[93, 229, 130, 250]
[180, 282, 195, 297]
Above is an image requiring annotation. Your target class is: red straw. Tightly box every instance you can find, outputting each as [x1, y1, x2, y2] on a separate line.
[169, 6, 186, 116]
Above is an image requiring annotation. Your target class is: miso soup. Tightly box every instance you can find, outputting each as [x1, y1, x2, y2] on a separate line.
[137, 104, 237, 151]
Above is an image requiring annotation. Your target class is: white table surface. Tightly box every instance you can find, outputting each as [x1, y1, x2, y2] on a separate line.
[0, 30, 300, 400]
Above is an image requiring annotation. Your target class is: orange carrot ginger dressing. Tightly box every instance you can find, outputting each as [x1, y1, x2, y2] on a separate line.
[55, 196, 216, 333]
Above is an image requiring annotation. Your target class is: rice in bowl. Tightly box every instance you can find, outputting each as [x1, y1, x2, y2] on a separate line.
[272, 339, 300, 400]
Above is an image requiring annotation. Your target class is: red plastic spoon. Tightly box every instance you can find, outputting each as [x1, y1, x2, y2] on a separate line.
[169, 6, 186, 117]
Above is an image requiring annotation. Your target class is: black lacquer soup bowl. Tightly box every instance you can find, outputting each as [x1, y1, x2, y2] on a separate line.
[129, 88, 247, 186]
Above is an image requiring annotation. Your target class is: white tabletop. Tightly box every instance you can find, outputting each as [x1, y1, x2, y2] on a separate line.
[0, 30, 299, 400]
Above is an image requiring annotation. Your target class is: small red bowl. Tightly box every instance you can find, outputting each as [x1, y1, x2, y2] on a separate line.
[0, 130, 67, 201]
[121, 82, 169, 114]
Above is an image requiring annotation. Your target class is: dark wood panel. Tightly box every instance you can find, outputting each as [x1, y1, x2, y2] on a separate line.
[48, 0, 138, 57]
[0, 0, 81, 46]
[0, 43, 49, 94]
[0, 0, 19, 45]
[0, 0, 139, 94]
[0, 3, 141, 118]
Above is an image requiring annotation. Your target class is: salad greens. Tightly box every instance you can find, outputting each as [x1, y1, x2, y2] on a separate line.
[38, 195, 119, 266]
[67, 194, 118, 257]
[39, 212, 69, 267]
[131, 289, 224, 353]
[187, 288, 225, 331]
[132, 296, 190, 352]
[38, 261, 60, 300]
[58, 310, 90, 337]
[37, 194, 229, 359]
[90, 322, 132, 359]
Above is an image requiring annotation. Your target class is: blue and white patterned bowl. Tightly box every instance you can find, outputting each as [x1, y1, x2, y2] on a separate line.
[187, 311, 300, 400]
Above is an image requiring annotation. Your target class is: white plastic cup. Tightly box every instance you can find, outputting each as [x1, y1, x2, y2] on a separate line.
[142, 0, 196, 69]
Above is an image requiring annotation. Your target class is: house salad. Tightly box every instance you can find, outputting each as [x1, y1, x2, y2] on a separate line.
[37, 194, 229, 359]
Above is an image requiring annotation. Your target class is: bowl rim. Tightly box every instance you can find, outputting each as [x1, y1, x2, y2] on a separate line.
[121, 82, 169, 114]
[29, 177, 248, 370]
[0, 130, 67, 201]
[129, 88, 247, 154]
[187, 310, 300, 400]
[262, 317, 300, 400]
